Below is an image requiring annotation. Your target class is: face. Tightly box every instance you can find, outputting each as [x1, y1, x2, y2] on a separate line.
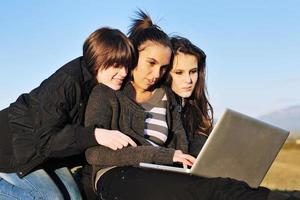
[132, 41, 172, 92]
[96, 65, 127, 90]
[170, 52, 198, 98]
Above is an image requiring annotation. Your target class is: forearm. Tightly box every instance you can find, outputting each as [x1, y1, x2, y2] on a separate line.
[85, 145, 175, 167]
[48, 124, 97, 157]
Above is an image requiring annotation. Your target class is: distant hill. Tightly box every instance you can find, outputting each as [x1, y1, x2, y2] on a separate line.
[259, 105, 300, 139]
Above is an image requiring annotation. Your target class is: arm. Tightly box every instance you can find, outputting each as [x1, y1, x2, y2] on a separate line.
[36, 75, 97, 156]
[85, 84, 137, 150]
[84, 84, 115, 129]
[85, 145, 175, 166]
[8, 72, 97, 166]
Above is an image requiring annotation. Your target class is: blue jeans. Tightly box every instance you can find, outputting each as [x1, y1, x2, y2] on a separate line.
[0, 167, 82, 200]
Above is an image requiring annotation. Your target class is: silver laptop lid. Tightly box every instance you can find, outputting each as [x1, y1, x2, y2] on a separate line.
[191, 108, 289, 188]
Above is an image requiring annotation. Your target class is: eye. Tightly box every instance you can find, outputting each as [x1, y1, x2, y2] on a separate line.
[148, 61, 156, 66]
[190, 68, 197, 74]
[174, 70, 183, 75]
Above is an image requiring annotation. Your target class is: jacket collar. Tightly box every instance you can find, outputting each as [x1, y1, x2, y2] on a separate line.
[80, 57, 98, 95]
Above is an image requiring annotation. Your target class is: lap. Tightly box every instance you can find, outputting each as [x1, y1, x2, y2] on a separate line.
[97, 166, 270, 200]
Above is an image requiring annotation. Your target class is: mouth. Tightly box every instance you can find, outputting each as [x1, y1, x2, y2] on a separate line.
[181, 86, 193, 91]
[114, 78, 124, 85]
[146, 79, 156, 86]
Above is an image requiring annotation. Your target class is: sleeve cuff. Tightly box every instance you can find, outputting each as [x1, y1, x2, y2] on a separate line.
[153, 148, 175, 165]
[75, 125, 98, 150]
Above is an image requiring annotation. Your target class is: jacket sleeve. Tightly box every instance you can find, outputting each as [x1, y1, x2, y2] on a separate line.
[38, 74, 98, 157]
[84, 84, 116, 128]
[85, 145, 175, 167]
[9, 71, 97, 165]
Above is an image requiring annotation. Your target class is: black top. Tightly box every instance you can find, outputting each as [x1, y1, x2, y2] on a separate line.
[0, 57, 98, 177]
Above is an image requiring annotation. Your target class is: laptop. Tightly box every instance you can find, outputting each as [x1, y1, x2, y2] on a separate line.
[139, 108, 289, 188]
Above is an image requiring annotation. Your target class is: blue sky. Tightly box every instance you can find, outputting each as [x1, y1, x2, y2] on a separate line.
[1, 0, 299, 118]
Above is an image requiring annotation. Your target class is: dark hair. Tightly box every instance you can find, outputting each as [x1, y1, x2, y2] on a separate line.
[128, 10, 172, 69]
[167, 36, 214, 136]
[83, 27, 135, 76]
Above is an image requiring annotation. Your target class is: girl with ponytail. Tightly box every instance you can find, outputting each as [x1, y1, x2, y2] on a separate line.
[83, 10, 293, 200]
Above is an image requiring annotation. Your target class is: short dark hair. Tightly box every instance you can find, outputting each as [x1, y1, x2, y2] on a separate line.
[83, 27, 135, 75]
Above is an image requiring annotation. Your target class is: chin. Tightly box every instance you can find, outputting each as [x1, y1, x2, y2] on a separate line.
[109, 84, 121, 91]
[179, 92, 192, 98]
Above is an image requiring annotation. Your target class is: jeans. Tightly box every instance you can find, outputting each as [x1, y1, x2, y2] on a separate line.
[0, 167, 82, 200]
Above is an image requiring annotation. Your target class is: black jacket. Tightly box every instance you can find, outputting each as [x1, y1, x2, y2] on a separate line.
[0, 57, 98, 177]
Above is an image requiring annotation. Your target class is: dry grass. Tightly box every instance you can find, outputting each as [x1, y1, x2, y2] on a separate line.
[261, 141, 300, 190]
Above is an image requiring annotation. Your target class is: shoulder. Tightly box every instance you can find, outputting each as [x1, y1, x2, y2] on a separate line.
[92, 84, 116, 95]
[160, 85, 180, 109]
[49, 57, 83, 83]
[90, 84, 118, 102]
[32, 57, 83, 91]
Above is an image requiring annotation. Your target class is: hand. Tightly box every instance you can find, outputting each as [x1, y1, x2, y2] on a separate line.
[172, 150, 196, 169]
[94, 128, 137, 150]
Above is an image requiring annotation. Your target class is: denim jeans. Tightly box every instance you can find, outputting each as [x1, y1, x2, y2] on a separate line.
[0, 167, 82, 200]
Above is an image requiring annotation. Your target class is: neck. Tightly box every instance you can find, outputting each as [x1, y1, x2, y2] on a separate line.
[131, 81, 155, 103]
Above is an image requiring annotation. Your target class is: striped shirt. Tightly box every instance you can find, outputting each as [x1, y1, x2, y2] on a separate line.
[141, 88, 168, 146]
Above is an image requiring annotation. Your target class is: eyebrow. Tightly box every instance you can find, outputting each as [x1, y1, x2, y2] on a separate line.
[147, 57, 158, 63]
[174, 66, 198, 70]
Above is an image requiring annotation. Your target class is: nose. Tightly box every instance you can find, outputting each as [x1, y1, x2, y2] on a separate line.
[152, 66, 161, 80]
[119, 66, 128, 77]
[184, 73, 192, 83]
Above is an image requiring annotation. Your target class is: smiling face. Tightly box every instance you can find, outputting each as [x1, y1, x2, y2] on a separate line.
[132, 41, 172, 92]
[170, 52, 198, 98]
[96, 65, 128, 90]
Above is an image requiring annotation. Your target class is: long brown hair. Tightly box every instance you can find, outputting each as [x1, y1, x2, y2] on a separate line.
[167, 36, 214, 136]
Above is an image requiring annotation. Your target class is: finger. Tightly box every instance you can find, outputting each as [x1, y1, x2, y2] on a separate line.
[185, 156, 196, 165]
[179, 154, 196, 164]
[118, 132, 137, 147]
[117, 138, 129, 147]
[174, 156, 190, 166]
[114, 134, 132, 148]
[177, 156, 194, 167]
[107, 143, 118, 151]
[127, 138, 137, 147]
[114, 141, 124, 150]
[183, 163, 187, 169]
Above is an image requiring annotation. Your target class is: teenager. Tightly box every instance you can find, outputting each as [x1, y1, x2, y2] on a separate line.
[0, 27, 136, 199]
[166, 36, 213, 157]
[167, 36, 299, 200]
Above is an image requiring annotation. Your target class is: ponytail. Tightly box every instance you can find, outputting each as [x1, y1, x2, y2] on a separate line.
[128, 9, 172, 62]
